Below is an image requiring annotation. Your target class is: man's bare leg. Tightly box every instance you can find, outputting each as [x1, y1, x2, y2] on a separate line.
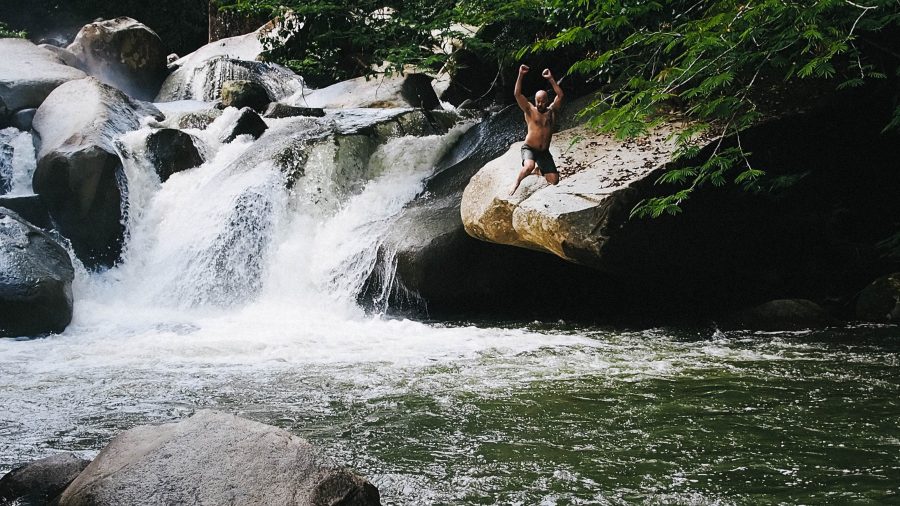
[509, 159, 537, 195]
[544, 172, 559, 185]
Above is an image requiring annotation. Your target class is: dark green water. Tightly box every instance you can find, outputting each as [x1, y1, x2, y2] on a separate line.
[1, 323, 899, 504]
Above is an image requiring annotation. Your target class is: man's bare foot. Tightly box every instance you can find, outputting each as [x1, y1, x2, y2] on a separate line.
[508, 183, 519, 196]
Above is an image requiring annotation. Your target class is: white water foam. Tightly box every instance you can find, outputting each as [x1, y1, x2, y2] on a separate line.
[0, 128, 36, 196]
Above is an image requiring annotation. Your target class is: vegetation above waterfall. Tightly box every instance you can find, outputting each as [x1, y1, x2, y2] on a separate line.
[221, 0, 900, 219]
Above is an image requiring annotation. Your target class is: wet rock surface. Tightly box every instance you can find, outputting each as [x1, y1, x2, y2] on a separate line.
[56, 410, 381, 506]
[264, 103, 326, 118]
[158, 56, 304, 103]
[32, 77, 162, 268]
[0, 453, 90, 505]
[0, 208, 74, 337]
[221, 107, 268, 143]
[145, 129, 205, 182]
[292, 73, 439, 110]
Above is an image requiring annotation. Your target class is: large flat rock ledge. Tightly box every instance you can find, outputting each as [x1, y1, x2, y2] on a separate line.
[461, 123, 683, 264]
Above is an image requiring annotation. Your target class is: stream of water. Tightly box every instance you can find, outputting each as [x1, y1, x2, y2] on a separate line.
[1, 105, 898, 504]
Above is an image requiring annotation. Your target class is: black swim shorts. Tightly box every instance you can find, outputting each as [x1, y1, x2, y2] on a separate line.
[521, 144, 558, 175]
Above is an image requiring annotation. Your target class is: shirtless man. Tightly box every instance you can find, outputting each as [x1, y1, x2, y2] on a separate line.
[509, 64, 564, 195]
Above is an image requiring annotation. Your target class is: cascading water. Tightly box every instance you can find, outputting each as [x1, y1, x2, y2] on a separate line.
[2, 103, 899, 505]
[0, 128, 36, 196]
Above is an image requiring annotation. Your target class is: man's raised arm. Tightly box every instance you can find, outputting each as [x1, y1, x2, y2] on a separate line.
[543, 69, 564, 110]
[514, 65, 531, 112]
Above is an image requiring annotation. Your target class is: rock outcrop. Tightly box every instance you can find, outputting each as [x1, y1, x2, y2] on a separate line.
[55, 410, 380, 506]
[856, 273, 900, 322]
[32, 77, 162, 268]
[0, 453, 90, 504]
[264, 103, 326, 119]
[291, 73, 440, 110]
[221, 107, 269, 143]
[65, 17, 168, 101]
[0, 39, 87, 120]
[0, 208, 75, 337]
[461, 123, 684, 261]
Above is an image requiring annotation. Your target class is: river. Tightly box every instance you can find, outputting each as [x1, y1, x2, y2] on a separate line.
[1, 105, 899, 504]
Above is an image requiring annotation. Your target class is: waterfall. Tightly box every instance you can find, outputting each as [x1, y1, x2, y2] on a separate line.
[0, 128, 37, 196]
[78, 108, 468, 323]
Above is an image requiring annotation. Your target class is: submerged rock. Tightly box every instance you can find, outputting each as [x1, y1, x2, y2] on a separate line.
[56, 410, 381, 506]
[32, 77, 162, 268]
[65, 17, 168, 101]
[856, 273, 900, 322]
[291, 73, 439, 109]
[221, 107, 268, 143]
[721, 299, 838, 331]
[0, 39, 87, 117]
[0, 453, 90, 505]
[145, 129, 205, 182]
[220, 79, 270, 112]
[0, 208, 74, 337]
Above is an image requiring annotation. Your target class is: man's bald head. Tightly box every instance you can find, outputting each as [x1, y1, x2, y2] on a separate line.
[535, 90, 550, 112]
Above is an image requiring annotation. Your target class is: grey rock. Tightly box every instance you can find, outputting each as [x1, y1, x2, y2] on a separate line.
[65, 17, 168, 101]
[264, 102, 326, 118]
[220, 79, 270, 112]
[0, 39, 87, 115]
[11, 108, 37, 131]
[157, 56, 303, 104]
[32, 77, 162, 268]
[0, 195, 52, 230]
[0, 453, 90, 505]
[56, 410, 380, 506]
[221, 107, 268, 143]
[0, 207, 74, 337]
[721, 299, 838, 331]
[293, 73, 439, 109]
[145, 129, 204, 182]
[856, 273, 900, 322]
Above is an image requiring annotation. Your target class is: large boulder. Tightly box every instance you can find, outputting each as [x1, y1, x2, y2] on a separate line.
[856, 273, 900, 322]
[461, 122, 683, 261]
[0, 195, 52, 230]
[65, 17, 168, 101]
[291, 73, 439, 110]
[32, 77, 162, 268]
[157, 56, 304, 103]
[264, 102, 326, 119]
[0, 453, 90, 504]
[56, 410, 380, 506]
[0, 39, 87, 119]
[0, 208, 75, 337]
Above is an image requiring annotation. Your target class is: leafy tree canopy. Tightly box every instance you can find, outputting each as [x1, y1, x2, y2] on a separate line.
[218, 1, 900, 216]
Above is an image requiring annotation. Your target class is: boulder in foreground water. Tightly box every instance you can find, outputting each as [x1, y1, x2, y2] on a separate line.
[56, 410, 381, 506]
[0, 453, 90, 504]
[222, 107, 268, 143]
[145, 129, 205, 182]
[856, 273, 900, 322]
[66, 17, 168, 101]
[0, 208, 75, 337]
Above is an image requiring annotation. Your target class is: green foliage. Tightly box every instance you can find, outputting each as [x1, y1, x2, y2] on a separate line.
[0, 22, 27, 38]
[518, 0, 900, 218]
